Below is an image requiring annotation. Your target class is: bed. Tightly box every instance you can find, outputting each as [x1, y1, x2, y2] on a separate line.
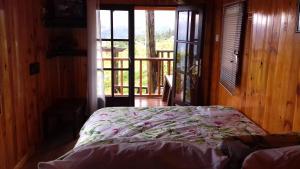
[75, 106, 265, 148]
[39, 106, 266, 169]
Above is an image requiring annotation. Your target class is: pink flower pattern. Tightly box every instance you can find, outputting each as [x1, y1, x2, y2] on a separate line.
[76, 106, 266, 148]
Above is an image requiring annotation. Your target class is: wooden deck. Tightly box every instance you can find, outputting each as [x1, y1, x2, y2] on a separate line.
[135, 96, 166, 107]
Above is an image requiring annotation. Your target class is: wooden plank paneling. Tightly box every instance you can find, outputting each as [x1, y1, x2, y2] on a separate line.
[48, 29, 88, 99]
[1, 0, 19, 168]
[57, 57, 87, 98]
[0, 0, 57, 168]
[1, 0, 88, 166]
[0, 2, 10, 169]
[211, 0, 300, 133]
[294, 46, 300, 130]
[99, 0, 209, 6]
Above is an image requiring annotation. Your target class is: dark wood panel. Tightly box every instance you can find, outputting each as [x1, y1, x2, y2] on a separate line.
[0, 0, 60, 168]
[201, 2, 214, 105]
[210, 0, 300, 133]
[57, 57, 87, 98]
[0, 1, 13, 168]
[53, 29, 88, 99]
[99, 0, 210, 6]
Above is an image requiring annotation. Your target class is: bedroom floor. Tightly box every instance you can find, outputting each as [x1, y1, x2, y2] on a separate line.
[21, 131, 77, 169]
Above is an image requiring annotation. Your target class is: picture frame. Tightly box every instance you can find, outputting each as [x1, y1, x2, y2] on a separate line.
[44, 0, 87, 28]
[297, 0, 300, 32]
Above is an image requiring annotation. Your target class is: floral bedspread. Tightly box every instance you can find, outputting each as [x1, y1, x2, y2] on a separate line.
[75, 106, 266, 148]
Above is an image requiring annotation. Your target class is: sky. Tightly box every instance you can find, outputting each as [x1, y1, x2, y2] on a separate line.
[135, 10, 176, 36]
[97, 10, 176, 38]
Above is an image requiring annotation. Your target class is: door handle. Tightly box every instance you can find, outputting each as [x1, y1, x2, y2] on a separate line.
[128, 57, 132, 64]
[231, 54, 238, 63]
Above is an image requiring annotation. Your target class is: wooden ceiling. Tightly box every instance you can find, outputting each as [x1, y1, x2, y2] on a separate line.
[99, 0, 211, 6]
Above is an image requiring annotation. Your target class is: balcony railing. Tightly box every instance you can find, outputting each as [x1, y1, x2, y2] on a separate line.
[99, 50, 173, 97]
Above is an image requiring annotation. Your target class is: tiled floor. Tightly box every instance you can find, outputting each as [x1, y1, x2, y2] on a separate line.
[135, 96, 167, 107]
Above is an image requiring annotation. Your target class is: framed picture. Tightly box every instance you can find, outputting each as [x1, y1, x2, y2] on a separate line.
[44, 0, 87, 28]
[297, 0, 300, 32]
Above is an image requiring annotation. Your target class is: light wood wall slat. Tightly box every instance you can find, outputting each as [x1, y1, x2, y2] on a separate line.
[0, 0, 56, 168]
[211, 0, 300, 133]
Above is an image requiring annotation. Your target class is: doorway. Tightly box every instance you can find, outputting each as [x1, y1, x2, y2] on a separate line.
[173, 6, 204, 105]
[97, 5, 135, 107]
[97, 5, 204, 107]
[134, 8, 175, 106]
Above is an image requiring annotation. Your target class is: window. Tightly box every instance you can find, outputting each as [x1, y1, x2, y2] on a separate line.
[220, 2, 245, 94]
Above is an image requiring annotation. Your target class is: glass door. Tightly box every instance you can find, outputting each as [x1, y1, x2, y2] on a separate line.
[173, 6, 204, 105]
[97, 6, 134, 106]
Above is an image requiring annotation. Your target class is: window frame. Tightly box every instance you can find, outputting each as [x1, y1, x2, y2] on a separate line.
[96, 5, 135, 106]
[219, 1, 247, 95]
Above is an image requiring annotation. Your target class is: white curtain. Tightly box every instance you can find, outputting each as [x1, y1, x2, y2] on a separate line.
[87, 0, 105, 113]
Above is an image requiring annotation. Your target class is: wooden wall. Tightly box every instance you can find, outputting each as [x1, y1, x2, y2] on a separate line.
[0, 0, 87, 169]
[0, 0, 50, 168]
[2, 1, 211, 168]
[6, 0, 300, 168]
[0, 0, 213, 168]
[210, 0, 300, 133]
[47, 29, 88, 98]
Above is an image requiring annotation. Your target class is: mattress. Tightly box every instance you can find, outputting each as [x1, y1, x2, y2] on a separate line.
[39, 106, 267, 169]
[75, 106, 266, 148]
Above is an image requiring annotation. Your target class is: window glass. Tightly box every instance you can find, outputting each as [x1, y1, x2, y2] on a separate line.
[99, 10, 111, 39]
[178, 11, 188, 40]
[113, 11, 129, 39]
[176, 43, 186, 72]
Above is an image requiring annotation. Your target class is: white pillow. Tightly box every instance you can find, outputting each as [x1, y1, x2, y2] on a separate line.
[242, 145, 300, 169]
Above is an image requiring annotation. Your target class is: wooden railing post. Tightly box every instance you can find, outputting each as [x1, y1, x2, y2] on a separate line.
[139, 60, 142, 96]
[167, 51, 171, 75]
[120, 60, 123, 95]
[157, 60, 161, 95]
